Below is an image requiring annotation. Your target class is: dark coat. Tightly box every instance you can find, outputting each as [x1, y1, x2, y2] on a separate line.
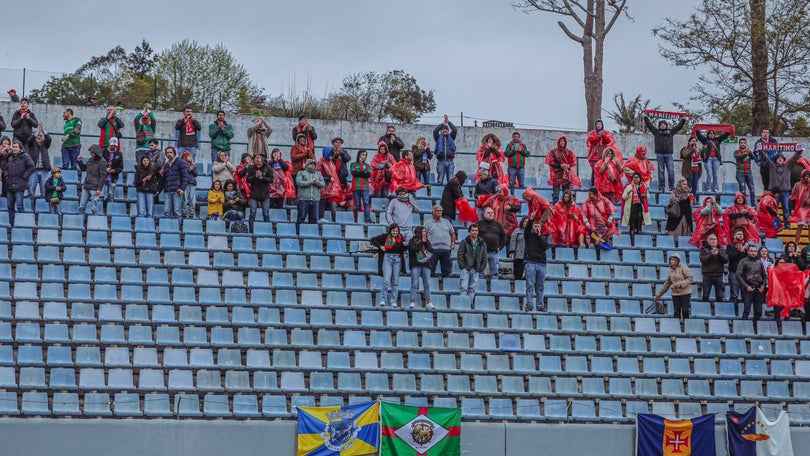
[26, 134, 52, 171]
[10, 110, 39, 144]
[134, 163, 160, 193]
[644, 117, 686, 155]
[77, 151, 108, 191]
[5, 151, 35, 191]
[699, 243, 729, 275]
[162, 158, 190, 193]
[457, 236, 488, 272]
[244, 163, 274, 201]
[44, 176, 65, 200]
[440, 178, 465, 219]
[378, 134, 405, 161]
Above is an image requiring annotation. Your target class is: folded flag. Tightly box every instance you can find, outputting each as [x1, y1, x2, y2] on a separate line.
[296, 401, 380, 456]
[636, 413, 716, 456]
[380, 402, 461, 456]
[726, 407, 794, 456]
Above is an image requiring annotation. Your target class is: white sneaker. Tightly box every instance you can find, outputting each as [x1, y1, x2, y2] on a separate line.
[426, 302, 436, 310]
[409, 302, 416, 308]
[317, 218, 328, 224]
[390, 302, 399, 308]
[377, 302, 386, 307]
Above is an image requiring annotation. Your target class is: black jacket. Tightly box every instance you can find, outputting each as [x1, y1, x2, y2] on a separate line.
[103, 149, 124, 182]
[726, 243, 748, 274]
[474, 176, 499, 199]
[440, 178, 465, 219]
[644, 117, 686, 155]
[378, 134, 405, 161]
[736, 256, 767, 289]
[522, 226, 550, 263]
[134, 164, 160, 193]
[408, 234, 434, 269]
[4, 151, 35, 191]
[27, 134, 52, 171]
[44, 176, 65, 200]
[477, 219, 508, 253]
[77, 151, 108, 191]
[457, 236, 488, 272]
[175, 118, 202, 148]
[244, 163, 274, 201]
[699, 243, 729, 275]
[10, 110, 39, 144]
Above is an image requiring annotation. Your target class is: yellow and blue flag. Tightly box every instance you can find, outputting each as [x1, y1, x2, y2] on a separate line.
[296, 401, 380, 456]
[636, 413, 716, 456]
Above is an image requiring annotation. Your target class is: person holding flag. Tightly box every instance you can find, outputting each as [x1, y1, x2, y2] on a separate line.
[695, 128, 732, 193]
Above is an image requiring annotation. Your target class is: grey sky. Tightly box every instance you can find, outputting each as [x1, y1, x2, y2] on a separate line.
[2, 0, 701, 131]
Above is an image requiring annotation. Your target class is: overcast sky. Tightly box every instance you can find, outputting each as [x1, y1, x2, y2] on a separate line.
[2, 0, 701, 131]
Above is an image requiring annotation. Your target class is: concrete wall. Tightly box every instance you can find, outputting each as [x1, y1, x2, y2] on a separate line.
[0, 419, 807, 456]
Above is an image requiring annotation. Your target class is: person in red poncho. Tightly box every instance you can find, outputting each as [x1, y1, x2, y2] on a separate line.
[593, 146, 624, 204]
[586, 119, 622, 181]
[522, 187, 552, 234]
[475, 133, 508, 187]
[767, 260, 808, 323]
[370, 141, 395, 198]
[267, 148, 295, 209]
[623, 145, 655, 187]
[317, 146, 343, 222]
[546, 135, 580, 205]
[690, 196, 725, 248]
[757, 187, 783, 238]
[476, 185, 521, 236]
[724, 192, 759, 245]
[234, 153, 252, 200]
[581, 187, 620, 246]
[790, 169, 810, 246]
[388, 148, 425, 194]
[549, 190, 588, 247]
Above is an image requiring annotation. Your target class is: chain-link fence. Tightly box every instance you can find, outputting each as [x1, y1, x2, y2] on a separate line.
[0, 67, 64, 101]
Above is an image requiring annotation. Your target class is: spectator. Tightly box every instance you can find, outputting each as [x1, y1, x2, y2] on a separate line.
[389, 149, 425, 194]
[754, 129, 777, 189]
[411, 136, 432, 185]
[295, 159, 325, 232]
[408, 226, 435, 309]
[440, 170, 468, 223]
[27, 128, 52, 200]
[653, 253, 694, 319]
[790, 169, 810, 246]
[370, 141, 395, 198]
[760, 149, 801, 227]
[4, 140, 34, 225]
[222, 179, 247, 219]
[546, 135, 579, 205]
[760, 246, 774, 271]
[330, 137, 352, 186]
[267, 148, 293, 209]
[212, 151, 236, 186]
[509, 217, 530, 280]
[0, 113, 4, 137]
[476, 185, 521, 236]
[134, 104, 156, 161]
[424, 205, 456, 278]
[76, 144, 106, 216]
[241, 154, 273, 228]
[522, 187, 552, 229]
[593, 146, 624, 204]
[290, 133, 313, 184]
[621, 172, 652, 245]
[586, 119, 621, 181]
[504, 131, 530, 192]
[623, 145, 655, 188]
[180, 151, 198, 217]
[11, 98, 39, 144]
[146, 139, 165, 170]
[726, 227, 748, 308]
[247, 117, 273, 158]
[523, 218, 551, 312]
[690, 197, 725, 248]
[581, 187, 619, 246]
[723, 192, 759, 245]
[7, 89, 19, 102]
[733, 138, 757, 206]
[350, 150, 372, 224]
[44, 167, 64, 217]
[757, 187, 782, 238]
[317, 147, 343, 222]
[0, 136, 9, 197]
[209, 110, 234, 164]
[102, 137, 124, 204]
[97, 105, 124, 151]
[433, 116, 457, 185]
[700, 233, 728, 302]
[549, 189, 588, 248]
[783, 241, 801, 267]
[134, 155, 159, 218]
[644, 116, 686, 191]
[378, 125, 405, 161]
[234, 153, 253, 199]
[174, 106, 201, 161]
[666, 178, 694, 237]
[477, 207, 508, 279]
[695, 129, 731, 192]
[476, 133, 508, 188]
[386, 186, 419, 241]
[60, 108, 82, 170]
[371, 223, 407, 307]
[679, 136, 702, 202]
[291, 115, 317, 155]
[473, 163, 499, 202]
[737, 243, 767, 324]
[457, 223, 488, 300]
[161, 146, 189, 219]
[205, 180, 224, 220]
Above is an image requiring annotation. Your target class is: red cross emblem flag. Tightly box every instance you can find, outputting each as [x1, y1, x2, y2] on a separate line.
[636, 413, 716, 456]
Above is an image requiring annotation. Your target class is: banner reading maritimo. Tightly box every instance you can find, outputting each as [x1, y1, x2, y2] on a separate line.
[380, 402, 461, 456]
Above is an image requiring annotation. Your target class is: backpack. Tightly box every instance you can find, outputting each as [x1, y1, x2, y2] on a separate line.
[230, 221, 249, 234]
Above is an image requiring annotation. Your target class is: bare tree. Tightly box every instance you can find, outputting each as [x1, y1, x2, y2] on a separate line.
[511, 0, 630, 128]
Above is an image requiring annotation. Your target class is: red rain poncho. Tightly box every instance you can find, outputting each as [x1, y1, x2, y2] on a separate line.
[475, 133, 509, 187]
[388, 157, 425, 193]
[546, 135, 581, 188]
[522, 187, 552, 234]
[689, 198, 725, 247]
[549, 196, 589, 246]
[756, 190, 782, 238]
[766, 263, 808, 317]
[623, 145, 655, 185]
[476, 191, 521, 236]
[370, 143, 395, 196]
[723, 192, 759, 245]
[593, 147, 625, 203]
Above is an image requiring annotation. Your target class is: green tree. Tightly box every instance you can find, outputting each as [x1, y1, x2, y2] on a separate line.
[328, 70, 436, 123]
[607, 93, 658, 133]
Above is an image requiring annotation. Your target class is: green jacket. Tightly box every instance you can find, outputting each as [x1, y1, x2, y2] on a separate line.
[209, 121, 234, 151]
[295, 161, 325, 201]
[62, 117, 82, 148]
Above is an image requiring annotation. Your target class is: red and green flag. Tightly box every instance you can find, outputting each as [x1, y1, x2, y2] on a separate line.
[380, 402, 461, 456]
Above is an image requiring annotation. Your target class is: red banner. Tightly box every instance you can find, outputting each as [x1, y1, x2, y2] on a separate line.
[691, 123, 736, 139]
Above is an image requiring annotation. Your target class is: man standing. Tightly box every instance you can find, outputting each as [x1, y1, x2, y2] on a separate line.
[477, 207, 508, 279]
[134, 104, 156, 162]
[653, 253, 694, 319]
[504, 131, 530, 193]
[433, 115, 457, 185]
[754, 129, 777, 189]
[523, 218, 550, 312]
[386, 186, 420, 242]
[175, 106, 201, 160]
[440, 171, 468, 222]
[7, 89, 19, 102]
[27, 128, 52, 201]
[161, 147, 189, 218]
[209, 110, 234, 165]
[726, 227, 748, 308]
[733, 138, 757, 207]
[61, 108, 82, 170]
[295, 159, 325, 233]
[424, 205, 456, 278]
[378, 125, 405, 161]
[4, 140, 35, 225]
[330, 137, 352, 186]
[457, 224, 487, 301]
[146, 139, 165, 171]
[98, 105, 124, 152]
[737, 244, 767, 324]
[699, 233, 728, 302]
[291, 114, 317, 154]
[248, 117, 273, 158]
[643, 116, 686, 192]
[76, 144, 107, 216]
[11, 98, 39, 144]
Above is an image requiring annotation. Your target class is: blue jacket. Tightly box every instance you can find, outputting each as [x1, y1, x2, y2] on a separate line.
[163, 158, 190, 193]
[434, 132, 457, 161]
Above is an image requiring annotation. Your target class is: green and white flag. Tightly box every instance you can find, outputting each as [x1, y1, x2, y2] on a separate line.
[380, 402, 461, 456]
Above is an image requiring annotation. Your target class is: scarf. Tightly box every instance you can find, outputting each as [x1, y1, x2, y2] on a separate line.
[689, 146, 701, 169]
[672, 185, 691, 202]
[383, 235, 403, 251]
[184, 118, 195, 135]
[397, 194, 410, 203]
[643, 110, 691, 122]
[224, 190, 237, 201]
[51, 178, 59, 198]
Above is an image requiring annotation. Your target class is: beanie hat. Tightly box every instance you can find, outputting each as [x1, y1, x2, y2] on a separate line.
[455, 171, 468, 183]
[298, 114, 307, 121]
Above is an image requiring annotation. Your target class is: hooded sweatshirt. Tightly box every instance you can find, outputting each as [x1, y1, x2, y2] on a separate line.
[655, 254, 694, 298]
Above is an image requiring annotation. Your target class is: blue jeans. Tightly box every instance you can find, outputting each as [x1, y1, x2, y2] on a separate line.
[779, 190, 791, 223]
[524, 261, 547, 310]
[164, 191, 183, 218]
[688, 172, 700, 202]
[296, 199, 319, 231]
[436, 160, 454, 185]
[551, 185, 569, 205]
[728, 272, 740, 303]
[701, 274, 724, 301]
[430, 249, 452, 277]
[460, 268, 480, 299]
[136, 191, 154, 218]
[380, 254, 401, 306]
[183, 184, 197, 215]
[249, 198, 270, 225]
[103, 181, 116, 202]
[178, 146, 197, 161]
[656, 153, 675, 190]
[508, 167, 525, 191]
[706, 157, 720, 191]
[416, 169, 429, 184]
[410, 266, 432, 305]
[49, 200, 61, 216]
[79, 188, 102, 215]
[353, 190, 371, 222]
[28, 170, 49, 198]
[7, 190, 25, 225]
[483, 252, 500, 278]
[736, 173, 756, 206]
[61, 146, 80, 170]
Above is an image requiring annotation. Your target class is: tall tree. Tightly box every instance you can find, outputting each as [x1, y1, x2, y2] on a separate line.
[328, 70, 436, 123]
[511, 0, 630, 129]
[653, 0, 810, 135]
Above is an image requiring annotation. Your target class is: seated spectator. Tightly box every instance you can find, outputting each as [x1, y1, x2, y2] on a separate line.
[756, 187, 782, 238]
[424, 205, 456, 278]
[386, 186, 419, 241]
[581, 187, 619, 246]
[476, 185, 521, 236]
[475, 133, 508, 188]
[267, 148, 294, 209]
[408, 226, 435, 309]
[623, 145, 655, 187]
[723, 192, 759, 245]
[478, 207, 508, 278]
[207, 180, 224, 220]
[222, 179, 247, 220]
[509, 217, 530, 280]
[389, 149, 425, 194]
[790, 169, 810, 246]
[690, 197, 725, 248]
[411, 136, 432, 185]
[666, 178, 693, 237]
[371, 141, 395, 198]
[546, 135, 580, 204]
[549, 190, 588, 248]
[371, 223, 407, 307]
[653, 253, 694, 319]
[593, 147, 624, 204]
[212, 150, 236, 185]
[457, 223, 487, 300]
[699, 233, 728, 302]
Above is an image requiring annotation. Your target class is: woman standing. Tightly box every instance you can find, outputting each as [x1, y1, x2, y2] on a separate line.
[621, 172, 652, 245]
[508, 217, 530, 280]
[411, 136, 432, 185]
[666, 178, 693, 237]
[371, 224, 407, 307]
[408, 226, 435, 309]
[134, 155, 158, 218]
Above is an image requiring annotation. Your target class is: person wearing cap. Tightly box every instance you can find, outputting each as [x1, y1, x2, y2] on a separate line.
[134, 104, 156, 162]
[161, 146, 189, 219]
[644, 115, 687, 192]
[209, 110, 234, 165]
[7, 89, 19, 103]
[248, 116, 272, 158]
[378, 125, 405, 162]
[97, 105, 124, 151]
[11, 98, 39, 144]
[292, 114, 317, 154]
[26, 127, 52, 201]
[295, 158, 325, 233]
[61, 108, 82, 170]
[433, 115, 457, 185]
[102, 137, 124, 203]
[174, 106, 201, 161]
[77, 144, 107, 216]
[790, 169, 810, 246]
[653, 253, 694, 319]
[330, 137, 352, 186]
[181, 150, 198, 217]
[4, 140, 34, 225]
[759, 145, 802, 227]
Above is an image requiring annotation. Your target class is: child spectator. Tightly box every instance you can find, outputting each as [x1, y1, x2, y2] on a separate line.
[207, 179, 224, 220]
[44, 167, 64, 216]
